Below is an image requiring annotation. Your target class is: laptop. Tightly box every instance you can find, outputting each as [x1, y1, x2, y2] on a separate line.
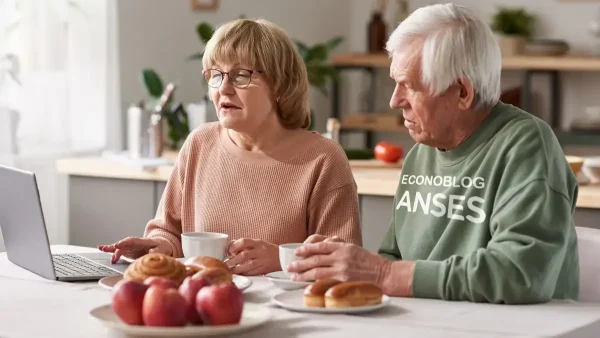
[0, 164, 130, 281]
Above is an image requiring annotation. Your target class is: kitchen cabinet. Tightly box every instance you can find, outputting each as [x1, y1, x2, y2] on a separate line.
[68, 176, 157, 247]
[155, 181, 167, 211]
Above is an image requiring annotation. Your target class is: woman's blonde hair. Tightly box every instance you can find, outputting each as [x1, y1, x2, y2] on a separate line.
[202, 18, 310, 129]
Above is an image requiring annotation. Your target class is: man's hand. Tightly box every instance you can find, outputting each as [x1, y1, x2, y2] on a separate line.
[286, 242, 389, 284]
[303, 234, 344, 244]
[286, 242, 415, 297]
[225, 239, 280, 276]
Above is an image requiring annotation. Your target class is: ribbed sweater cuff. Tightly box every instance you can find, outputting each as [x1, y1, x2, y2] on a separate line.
[413, 260, 444, 299]
[147, 230, 182, 258]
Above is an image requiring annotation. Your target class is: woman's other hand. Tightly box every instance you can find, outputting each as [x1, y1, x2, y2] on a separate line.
[97, 237, 171, 263]
[303, 234, 344, 244]
[225, 239, 280, 275]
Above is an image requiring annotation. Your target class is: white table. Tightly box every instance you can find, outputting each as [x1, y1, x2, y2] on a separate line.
[1, 245, 600, 338]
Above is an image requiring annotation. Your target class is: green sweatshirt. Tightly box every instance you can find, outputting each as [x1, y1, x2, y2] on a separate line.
[378, 101, 580, 304]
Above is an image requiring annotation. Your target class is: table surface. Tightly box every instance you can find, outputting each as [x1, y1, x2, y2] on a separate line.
[2, 245, 600, 338]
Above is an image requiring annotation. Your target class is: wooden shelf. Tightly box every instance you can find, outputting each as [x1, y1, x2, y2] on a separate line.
[341, 112, 407, 132]
[331, 53, 600, 71]
[332, 53, 390, 67]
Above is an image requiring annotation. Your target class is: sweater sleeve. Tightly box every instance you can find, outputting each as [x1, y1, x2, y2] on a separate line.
[143, 139, 191, 258]
[308, 183, 363, 246]
[412, 179, 576, 304]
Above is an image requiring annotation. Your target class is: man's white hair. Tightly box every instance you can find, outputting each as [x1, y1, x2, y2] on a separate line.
[386, 3, 502, 108]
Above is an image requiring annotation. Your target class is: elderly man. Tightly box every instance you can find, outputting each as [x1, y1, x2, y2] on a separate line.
[287, 3, 579, 304]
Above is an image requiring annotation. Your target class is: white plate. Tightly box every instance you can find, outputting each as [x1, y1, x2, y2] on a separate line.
[265, 271, 312, 290]
[89, 303, 270, 337]
[271, 289, 391, 314]
[98, 274, 252, 291]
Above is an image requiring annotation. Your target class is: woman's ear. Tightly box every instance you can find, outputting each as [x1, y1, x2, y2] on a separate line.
[457, 77, 475, 110]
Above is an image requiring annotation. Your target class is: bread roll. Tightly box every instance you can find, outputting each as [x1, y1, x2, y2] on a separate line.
[303, 279, 342, 307]
[192, 267, 233, 285]
[123, 253, 187, 285]
[185, 264, 203, 277]
[184, 256, 231, 273]
[324, 281, 383, 308]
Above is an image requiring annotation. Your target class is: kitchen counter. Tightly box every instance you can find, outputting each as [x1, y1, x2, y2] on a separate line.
[55, 155, 600, 209]
[55, 154, 600, 251]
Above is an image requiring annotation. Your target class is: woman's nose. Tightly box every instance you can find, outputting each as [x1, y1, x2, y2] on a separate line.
[218, 75, 236, 95]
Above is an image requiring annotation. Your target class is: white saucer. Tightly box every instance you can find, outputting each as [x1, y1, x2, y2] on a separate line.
[89, 303, 270, 336]
[271, 289, 390, 314]
[98, 274, 252, 291]
[265, 271, 312, 290]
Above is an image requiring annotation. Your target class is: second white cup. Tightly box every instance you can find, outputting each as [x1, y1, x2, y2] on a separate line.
[279, 243, 304, 277]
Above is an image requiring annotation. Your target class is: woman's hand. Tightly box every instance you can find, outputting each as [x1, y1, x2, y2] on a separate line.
[98, 237, 171, 263]
[303, 234, 344, 244]
[225, 239, 280, 276]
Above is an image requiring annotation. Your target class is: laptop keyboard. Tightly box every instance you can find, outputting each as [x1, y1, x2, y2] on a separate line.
[52, 254, 121, 278]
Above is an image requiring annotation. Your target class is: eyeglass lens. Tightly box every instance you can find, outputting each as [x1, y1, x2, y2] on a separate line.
[205, 69, 253, 88]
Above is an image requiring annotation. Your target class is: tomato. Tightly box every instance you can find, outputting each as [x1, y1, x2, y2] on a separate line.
[374, 141, 403, 163]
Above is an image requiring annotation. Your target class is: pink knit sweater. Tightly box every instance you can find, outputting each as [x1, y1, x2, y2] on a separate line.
[144, 122, 362, 258]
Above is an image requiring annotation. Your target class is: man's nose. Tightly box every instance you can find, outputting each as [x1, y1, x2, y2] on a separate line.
[390, 86, 408, 110]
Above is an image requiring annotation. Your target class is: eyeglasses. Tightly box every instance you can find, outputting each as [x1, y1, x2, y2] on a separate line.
[202, 68, 262, 89]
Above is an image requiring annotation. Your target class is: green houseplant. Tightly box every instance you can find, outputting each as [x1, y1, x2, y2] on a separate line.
[140, 68, 190, 150]
[491, 7, 535, 56]
[294, 37, 343, 131]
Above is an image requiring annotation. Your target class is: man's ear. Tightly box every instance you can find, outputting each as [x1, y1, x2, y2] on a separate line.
[457, 77, 475, 110]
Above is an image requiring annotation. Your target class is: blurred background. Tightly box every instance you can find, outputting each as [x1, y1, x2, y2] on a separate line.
[2, 0, 600, 251]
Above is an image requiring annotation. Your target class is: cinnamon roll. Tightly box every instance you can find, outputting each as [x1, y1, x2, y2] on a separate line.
[123, 253, 187, 285]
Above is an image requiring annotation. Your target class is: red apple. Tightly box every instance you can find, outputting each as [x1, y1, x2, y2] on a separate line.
[179, 276, 212, 324]
[143, 276, 179, 289]
[196, 282, 244, 325]
[142, 286, 188, 327]
[111, 279, 149, 325]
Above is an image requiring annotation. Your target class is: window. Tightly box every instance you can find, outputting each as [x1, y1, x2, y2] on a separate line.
[0, 0, 109, 157]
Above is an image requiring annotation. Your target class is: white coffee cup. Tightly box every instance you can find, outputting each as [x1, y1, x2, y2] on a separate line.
[279, 243, 305, 277]
[181, 232, 229, 260]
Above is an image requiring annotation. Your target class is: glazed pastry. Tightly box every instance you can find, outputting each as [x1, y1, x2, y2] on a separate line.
[184, 256, 231, 273]
[324, 281, 383, 308]
[185, 264, 203, 277]
[123, 253, 187, 285]
[303, 279, 343, 307]
[192, 267, 233, 285]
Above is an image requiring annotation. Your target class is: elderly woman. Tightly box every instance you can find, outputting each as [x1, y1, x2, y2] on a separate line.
[98, 18, 362, 276]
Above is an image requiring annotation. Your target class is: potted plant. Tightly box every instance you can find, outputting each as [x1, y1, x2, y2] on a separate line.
[140, 68, 190, 150]
[294, 37, 343, 131]
[491, 7, 535, 56]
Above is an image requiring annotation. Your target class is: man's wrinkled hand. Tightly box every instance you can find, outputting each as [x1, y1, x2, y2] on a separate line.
[286, 242, 391, 287]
